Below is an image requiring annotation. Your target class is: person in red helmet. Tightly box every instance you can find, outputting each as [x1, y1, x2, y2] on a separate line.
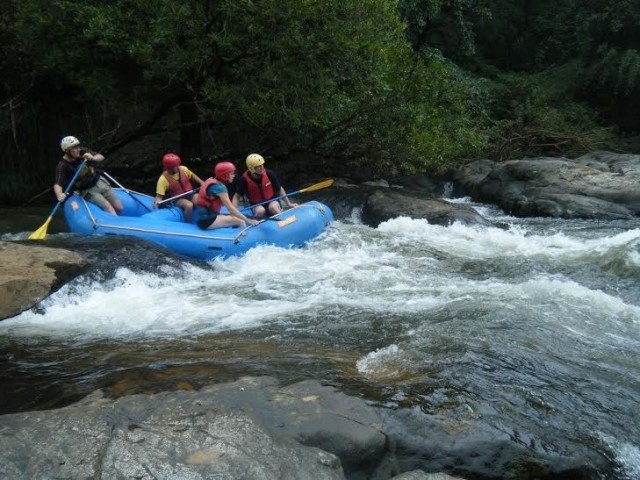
[193, 161, 259, 230]
[153, 153, 204, 222]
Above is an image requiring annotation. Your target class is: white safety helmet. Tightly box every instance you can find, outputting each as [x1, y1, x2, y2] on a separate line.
[60, 135, 80, 152]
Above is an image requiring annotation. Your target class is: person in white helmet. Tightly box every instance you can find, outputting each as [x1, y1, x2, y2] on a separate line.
[231, 153, 297, 219]
[53, 136, 122, 215]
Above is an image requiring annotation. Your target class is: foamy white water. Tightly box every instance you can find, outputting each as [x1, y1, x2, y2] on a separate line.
[3, 217, 640, 339]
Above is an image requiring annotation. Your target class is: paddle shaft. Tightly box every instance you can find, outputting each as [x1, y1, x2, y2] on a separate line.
[53, 161, 88, 215]
[100, 170, 151, 212]
[158, 188, 198, 206]
[239, 179, 334, 213]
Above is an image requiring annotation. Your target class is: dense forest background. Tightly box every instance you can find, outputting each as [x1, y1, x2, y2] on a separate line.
[1, 0, 638, 205]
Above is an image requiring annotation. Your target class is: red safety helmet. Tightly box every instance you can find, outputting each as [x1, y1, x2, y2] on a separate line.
[162, 153, 181, 169]
[214, 161, 236, 182]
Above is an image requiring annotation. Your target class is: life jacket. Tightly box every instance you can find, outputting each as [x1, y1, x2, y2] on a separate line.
[242, 170, 275, 204]
[71, 155, 100, 190]
[163, 166, 192, 197]
[194, 177, 223, 212]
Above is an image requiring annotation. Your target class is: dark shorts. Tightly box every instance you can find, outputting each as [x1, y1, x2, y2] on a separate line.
[196, 213, 217, 230]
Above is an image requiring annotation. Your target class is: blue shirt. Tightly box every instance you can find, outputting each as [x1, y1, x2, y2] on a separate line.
[193, 182, 229, 224]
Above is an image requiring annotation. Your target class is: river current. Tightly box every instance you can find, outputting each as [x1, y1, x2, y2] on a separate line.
[1, 190, 639, 479]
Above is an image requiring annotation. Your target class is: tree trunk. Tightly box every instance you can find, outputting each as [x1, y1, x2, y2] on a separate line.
[179, 102, 202, 159]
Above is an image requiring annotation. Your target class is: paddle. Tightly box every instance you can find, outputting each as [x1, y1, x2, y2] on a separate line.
[28, 161, 87, 240]
[158, 188, 198, 206]
[100, 170, 151, 212]
[239, 178, 334, 213]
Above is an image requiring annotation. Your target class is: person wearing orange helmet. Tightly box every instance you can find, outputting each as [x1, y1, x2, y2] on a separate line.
[54, 135, 123, 215]
[153, 152, 204, 222]
[231, 153, 297, 219]
[193, 161, 259, 230]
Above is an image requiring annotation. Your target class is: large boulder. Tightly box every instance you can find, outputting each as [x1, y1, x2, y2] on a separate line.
[454, 152, 640, 219]
[0, 373, 609, 479]
[0, 377, 389, 480]
[362, 190, 492, 228]
[0, 241, 88, 321]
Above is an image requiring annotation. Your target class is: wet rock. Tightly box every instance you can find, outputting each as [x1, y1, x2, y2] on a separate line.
[362, 190, 492, 228]
[0, 377, 381, 480]
[391, 473, 466, 480]
[379, 406, 611, 480]
[0, 375, 611, 479]
[0, 241, 89, 320]
[454, 152, 640, 219]
[388, 174, 450, 197]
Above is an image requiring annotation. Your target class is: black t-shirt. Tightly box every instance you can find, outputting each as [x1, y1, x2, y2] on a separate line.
[54, 151, 100, 190]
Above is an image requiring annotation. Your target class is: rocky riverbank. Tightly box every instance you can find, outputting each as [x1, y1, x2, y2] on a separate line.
[0, 376, 603, 479]
[453, 151, 640, 219]
[0, 241, 89, 321]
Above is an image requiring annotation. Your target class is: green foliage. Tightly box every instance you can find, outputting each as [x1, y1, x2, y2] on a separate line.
[2, 0, 638, 206]
[575, 0, 639, 55]
[200, 0, 405, 149]
[577, 46, 640, 130]
[361, 55, 489, 175]
[585, 47, 640, 95]
[466, 0, 583, 71]
[2, 0, 488, 187]
[2, 0, 482, 163]
[398, 0, 490, 61]
[573, 0, 640, 129]
[404, 0, 639, 144]
[483, 68, 618, 160]
[194, 0, 488, 175]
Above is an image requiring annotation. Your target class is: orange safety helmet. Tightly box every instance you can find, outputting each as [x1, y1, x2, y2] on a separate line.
[214, 161, 236, 182]
[162, 153, 181, 169]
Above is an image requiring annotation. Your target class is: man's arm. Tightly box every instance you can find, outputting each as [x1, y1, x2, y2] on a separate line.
[269, 171, 296, 207]
[154, 176, 168, 207]
[231, 177, 247, 206]
[279, 187, 298, 208]
[53, 163, 70, 202]
[53, 184, 67, 202]
[188, 169, 205, 186]
[83, 151, 104, 162]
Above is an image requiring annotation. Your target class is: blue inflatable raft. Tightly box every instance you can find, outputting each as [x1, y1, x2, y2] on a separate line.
[63, 188, 333, 261]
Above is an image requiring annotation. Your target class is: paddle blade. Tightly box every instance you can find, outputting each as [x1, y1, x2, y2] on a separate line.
[299, 179, 334, 194]
[28, 216, 53, 240]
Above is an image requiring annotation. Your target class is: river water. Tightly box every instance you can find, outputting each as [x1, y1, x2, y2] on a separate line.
[1, 190, 639, 479]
